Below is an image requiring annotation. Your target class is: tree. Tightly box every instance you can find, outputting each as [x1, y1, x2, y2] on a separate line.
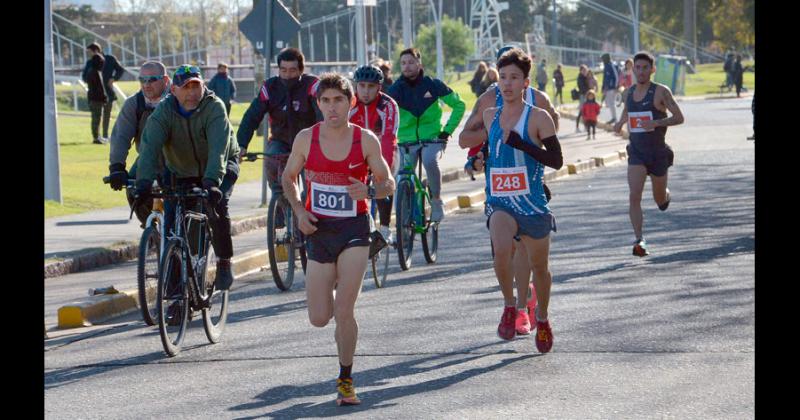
[412, 15, 474, 73]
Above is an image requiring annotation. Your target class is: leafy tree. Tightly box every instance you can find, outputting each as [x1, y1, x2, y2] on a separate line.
[412, 15, 475, 74]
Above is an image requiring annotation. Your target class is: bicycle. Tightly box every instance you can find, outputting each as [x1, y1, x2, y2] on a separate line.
[394, 140, 444, 271]
[241, 152, 307, 291]
[152, 182, 229, 357]
[368, 184, 392, 288]
[102, 177, 165, 326]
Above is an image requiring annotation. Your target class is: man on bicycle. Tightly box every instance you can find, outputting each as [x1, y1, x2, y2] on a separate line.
[107, 61, 171, 227]
[349, 65, 400, 244]
[282, 73, 395, 406]
[135, 65, 240, 291]
[386, 47, 465, 222]
[236, 47, 322, 205]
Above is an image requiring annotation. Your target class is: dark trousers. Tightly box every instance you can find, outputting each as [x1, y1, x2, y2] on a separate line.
[224, 102, 231, 117]
[555, 87, 563, 104]
[163, 163, 239, 260]
[584, 121, 597, 136]
[102, 100, 115, 138]
[89, 100, 105, 139]
[376, 196, 394, 227]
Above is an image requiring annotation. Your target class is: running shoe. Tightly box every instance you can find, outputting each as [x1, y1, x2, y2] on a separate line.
[497, 306, 517, 340]
[632, 239, 650, 257]
[336, 378, 361, 406]
[534, 315, 554, 353]
[515, 308, 531, 335]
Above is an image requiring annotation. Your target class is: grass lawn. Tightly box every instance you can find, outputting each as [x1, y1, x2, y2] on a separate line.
[48, 61, 753, 218]
[45, 101, 264, 218]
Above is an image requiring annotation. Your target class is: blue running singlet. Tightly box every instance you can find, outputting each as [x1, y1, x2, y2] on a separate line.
[484, 102, 550, 217]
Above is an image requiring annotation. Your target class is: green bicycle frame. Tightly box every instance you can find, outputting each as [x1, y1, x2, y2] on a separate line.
[397, 142, 439, 234]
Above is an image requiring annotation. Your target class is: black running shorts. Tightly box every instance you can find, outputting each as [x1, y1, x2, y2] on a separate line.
[305, 214, 371, 264]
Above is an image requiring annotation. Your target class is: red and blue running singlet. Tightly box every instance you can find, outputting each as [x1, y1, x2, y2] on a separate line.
[304, 123, 369, 218]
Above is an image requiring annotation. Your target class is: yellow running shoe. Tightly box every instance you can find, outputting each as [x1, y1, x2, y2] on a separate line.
[336, 378, 361, 406]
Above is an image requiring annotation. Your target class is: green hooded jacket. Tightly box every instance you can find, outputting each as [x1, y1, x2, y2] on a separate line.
[137, 89, 239, 186]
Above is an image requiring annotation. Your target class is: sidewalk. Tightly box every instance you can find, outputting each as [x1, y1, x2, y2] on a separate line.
[44, 115, 628, 275]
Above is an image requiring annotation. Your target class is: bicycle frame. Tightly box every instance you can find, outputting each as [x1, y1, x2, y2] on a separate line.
[164, 189, 213, 309]
[397, 140, 443, 234]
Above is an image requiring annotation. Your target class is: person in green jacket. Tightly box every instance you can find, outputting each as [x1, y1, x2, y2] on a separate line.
[386, 47, 465, 221]
[135, 65, 240, 291]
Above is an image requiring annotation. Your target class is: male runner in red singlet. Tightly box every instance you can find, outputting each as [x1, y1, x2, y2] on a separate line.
[282, 73, 395, 406]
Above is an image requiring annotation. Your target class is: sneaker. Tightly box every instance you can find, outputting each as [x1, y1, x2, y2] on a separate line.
[430, 199, 445, 222]
[527, 283, 537, 316]
[515, 308, 531, 335]
[534, 317, 554, 353]
[632, 239, 650, 257]
[336, 378, 361, 406]
[214, 259, 234, 290]
[497, 306, 517, 340]
[92, 137, 108, 145]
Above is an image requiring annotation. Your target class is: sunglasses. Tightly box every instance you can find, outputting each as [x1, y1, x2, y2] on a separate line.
[138, 75, 163, 84]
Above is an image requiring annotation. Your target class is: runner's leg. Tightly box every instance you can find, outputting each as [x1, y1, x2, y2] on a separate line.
[628, 164, 648, 240]
[650, 172, 670, 207]
[513, 246, 532, 308]
[306, 260, 337, 327]
[333, 246, 369, 367]
[489, 211, 519, 307]
[518, 234, 552, 320]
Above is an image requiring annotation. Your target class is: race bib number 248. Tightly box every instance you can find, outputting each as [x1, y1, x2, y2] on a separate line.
[490, 167, 530, 197]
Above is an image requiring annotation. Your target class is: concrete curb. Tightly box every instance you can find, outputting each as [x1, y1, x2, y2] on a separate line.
[45, 169, 471, 279]
[56, 248, 271, 329]
[54, 190, 470, 329]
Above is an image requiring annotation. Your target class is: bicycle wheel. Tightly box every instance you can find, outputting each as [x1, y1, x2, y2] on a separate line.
[201, 240, 229, 344]
[421, 183, 439, 264]
[157, 239, 189, 357]
[267, 193, 296, 291]
[371, 244, 391, 288]
[395, 181, 415, 271]
[137, 225, 160, 326]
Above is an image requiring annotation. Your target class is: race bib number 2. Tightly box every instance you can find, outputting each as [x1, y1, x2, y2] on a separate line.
[311, 183, 356, 217]
[490, 167, 530, 197]
[628, 111, 654, 133]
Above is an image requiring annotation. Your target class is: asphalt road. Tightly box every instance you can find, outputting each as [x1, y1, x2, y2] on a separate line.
[44, 97, 754, 419]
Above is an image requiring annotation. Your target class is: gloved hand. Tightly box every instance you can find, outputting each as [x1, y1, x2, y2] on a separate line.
[108, 163, 129, 191]
[437, 131, 450, 142]
[202, 178, 223, 206]
[504, 130, 524, 149]
[134, 179, 153, 201]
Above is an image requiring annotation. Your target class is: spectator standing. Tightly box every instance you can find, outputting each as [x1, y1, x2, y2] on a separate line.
[469, 61, 488, 97]
[552, 64, 564, 106]
[379, 60, 394, 91]
[601, 53, 620, 124]
[536, 58, 548, 91]
[81, 42, 108, 144]
[478, 68, 499, 97]
[723, 53, 735, 91]
[580, 90, 601, 140]
[100, 48, 125, 141]
[732, 54, 745, 98]
[575, 64, 590, 132]
[207, 62, 237, 116]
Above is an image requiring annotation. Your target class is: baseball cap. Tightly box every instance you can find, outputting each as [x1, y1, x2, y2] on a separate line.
[172, 65, 203, 87]
[496, 45, 516, 60]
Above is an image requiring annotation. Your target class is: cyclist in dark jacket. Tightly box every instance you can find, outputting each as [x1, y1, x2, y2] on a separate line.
[236, 47, 322, 193]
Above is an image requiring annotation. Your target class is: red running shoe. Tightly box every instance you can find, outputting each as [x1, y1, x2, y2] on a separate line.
[497, 306, 517, 340]
[632, 239, 650, 257]
[535, 318, 554, 353]
[515, 308, 531, 335]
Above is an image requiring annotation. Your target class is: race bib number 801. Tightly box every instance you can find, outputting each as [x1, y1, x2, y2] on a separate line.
[311, 182, 356, 217]
[489, 167, 530, 197]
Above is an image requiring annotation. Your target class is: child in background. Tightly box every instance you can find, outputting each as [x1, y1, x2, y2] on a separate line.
[581, 89, 601, 140]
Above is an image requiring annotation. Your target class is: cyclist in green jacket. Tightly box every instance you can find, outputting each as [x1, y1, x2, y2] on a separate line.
[386, 48, 465, 221]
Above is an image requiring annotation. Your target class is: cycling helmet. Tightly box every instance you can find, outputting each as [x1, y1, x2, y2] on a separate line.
[353, 65, 384, 84]
[496, 45, 516, 60]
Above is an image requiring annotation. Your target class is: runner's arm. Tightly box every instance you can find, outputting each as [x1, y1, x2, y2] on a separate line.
[535, 90, 560, 131]
[655, 87, 685, 127]
[505, 110, 563, 170]
[459, 92, 492, 149]
[282, 130, 310, 213]
[361, 130, 395, 199]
